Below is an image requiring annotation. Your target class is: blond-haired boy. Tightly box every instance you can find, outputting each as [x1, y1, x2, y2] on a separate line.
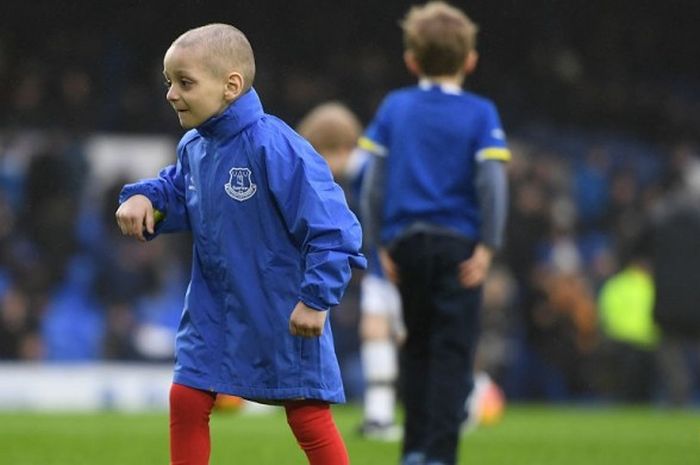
[361, 3, 511, 464]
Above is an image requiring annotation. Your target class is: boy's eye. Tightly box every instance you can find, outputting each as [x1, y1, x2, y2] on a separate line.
[163, 80, 172, 88]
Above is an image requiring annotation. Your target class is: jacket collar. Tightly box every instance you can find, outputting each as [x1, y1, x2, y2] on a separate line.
[196, 88, 264, 140]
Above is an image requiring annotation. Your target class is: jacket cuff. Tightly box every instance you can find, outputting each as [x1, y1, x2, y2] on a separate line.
[119, 183, 165, 211]
[299, 295, 330, 312]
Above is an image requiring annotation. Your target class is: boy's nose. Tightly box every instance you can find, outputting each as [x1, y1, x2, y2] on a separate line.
[166, 87, 179, 101]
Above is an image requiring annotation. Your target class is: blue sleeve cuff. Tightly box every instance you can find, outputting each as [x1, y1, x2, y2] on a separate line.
[119, 183, 165, 211]
[299, 295, 330, 312]
[118, 182, 166, 241]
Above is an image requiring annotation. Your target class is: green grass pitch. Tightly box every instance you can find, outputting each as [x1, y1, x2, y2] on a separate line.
[0, 404, 697, 464]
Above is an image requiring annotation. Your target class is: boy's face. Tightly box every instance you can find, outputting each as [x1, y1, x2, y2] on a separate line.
[163, 45, 229, 129]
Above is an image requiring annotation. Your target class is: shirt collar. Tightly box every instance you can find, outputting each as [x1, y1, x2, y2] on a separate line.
[196, 88, 264, 140]
[418, 78, 463, 95]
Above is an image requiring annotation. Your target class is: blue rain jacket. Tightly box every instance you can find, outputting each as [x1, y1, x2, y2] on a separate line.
[119, 89, 366, 402]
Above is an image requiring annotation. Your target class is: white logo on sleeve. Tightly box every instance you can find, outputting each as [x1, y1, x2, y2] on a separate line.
[224, 167, 257, 201]
[491, 128, 506, 140]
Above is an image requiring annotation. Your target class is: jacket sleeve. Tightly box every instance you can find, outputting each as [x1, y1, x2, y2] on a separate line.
[266, 137, 367, 311]
[119, 156, 191, 237]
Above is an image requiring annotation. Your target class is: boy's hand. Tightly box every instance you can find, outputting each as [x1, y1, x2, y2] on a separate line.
[115, 194, 156, 242]
[289, 301, 327, 338]
[458, 244, 493, 288]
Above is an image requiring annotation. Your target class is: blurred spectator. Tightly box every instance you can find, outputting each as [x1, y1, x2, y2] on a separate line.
[602, 167, 646, 254]
[597, 252, 659, 402]
[0, 284, 42, 360]
[573, 146, 611, 231]
[21, 150, 85, 286]
[647, 143, 700, 405]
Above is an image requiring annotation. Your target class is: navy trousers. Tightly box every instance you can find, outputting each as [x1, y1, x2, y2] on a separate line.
[390, 232, 482, 465]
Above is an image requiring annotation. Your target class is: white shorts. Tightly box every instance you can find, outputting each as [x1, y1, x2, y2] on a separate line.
[361, 274, 403, 320]
[361, 274, 405, 339]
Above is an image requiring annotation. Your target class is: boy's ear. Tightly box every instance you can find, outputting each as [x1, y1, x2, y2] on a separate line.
[403, 50, 422, 77]
[224, 72, 245, 101]
[464, 50, 479, 76]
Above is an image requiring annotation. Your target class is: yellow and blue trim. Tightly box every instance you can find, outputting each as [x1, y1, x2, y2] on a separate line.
[476, 147, 511, 162]
[358, 136, 388, 156]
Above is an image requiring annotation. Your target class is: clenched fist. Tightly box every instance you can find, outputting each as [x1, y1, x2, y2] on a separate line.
[289, 301, 328, 338]
[115, 194, 156, 242]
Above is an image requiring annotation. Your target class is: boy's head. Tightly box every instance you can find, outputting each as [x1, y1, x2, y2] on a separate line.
[163, 23, 256, 129]
[297, 102, 361, 179]
[401, 1, 479, 80]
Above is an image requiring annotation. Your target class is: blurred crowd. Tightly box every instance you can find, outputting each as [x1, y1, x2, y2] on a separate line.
[0, 132, 191, 362]
[486, 135, 700, 406]
[1, 1, 699, 405]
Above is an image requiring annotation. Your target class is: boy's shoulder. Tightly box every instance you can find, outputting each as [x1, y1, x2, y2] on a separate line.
[459, 89, 498, 108]
[253, 114, 303, 146]
[252, 114, 317, 159]
[383, 85, 418, 102]
[385, 84, 497, 109]
[176, 129, 202, 152]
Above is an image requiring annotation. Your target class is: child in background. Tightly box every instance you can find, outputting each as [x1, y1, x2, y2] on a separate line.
[115, 24, 365, 465]
[297, 102, 404, 442]
[361, 3, 511, 464]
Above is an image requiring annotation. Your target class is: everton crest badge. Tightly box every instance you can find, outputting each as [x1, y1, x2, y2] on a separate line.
[224, 167, 257, 201]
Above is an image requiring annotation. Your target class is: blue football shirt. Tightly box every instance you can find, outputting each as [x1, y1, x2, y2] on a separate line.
[360, 81, 510, 244]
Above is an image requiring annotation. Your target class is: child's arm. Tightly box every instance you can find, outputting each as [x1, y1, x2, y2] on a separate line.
[460, 156, 509, 288]
[117, 156, 191, 240]
[266, 141, 367, 317]
[459, 102, 511, 287]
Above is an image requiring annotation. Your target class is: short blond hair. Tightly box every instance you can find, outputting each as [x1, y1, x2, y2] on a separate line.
[297, 102, 362, 154]
[172, 23, 256, 92]
[401, 1, 478, 76]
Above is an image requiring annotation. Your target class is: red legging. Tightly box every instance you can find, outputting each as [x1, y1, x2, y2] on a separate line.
[285, 400, 350, 465]
[169, 383, 216, 465]
[169, 383, 349, 465]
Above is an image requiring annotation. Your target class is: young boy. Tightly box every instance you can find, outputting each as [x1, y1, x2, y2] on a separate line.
[115, 24, 365, 465]
[297, 102, 404, 441]
[361, 3, 510, 465]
